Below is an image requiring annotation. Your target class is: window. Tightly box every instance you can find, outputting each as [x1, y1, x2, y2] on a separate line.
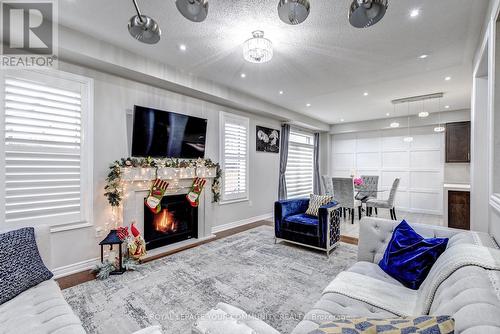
[220, 112, 249, 202]
[0, 70, 93, 228]
[286, 130, 314, 198]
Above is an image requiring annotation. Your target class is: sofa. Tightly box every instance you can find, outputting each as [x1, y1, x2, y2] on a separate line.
[274, 198, 341, 257]
[0, 225, 163, 334]
[193, 218, 500, 334]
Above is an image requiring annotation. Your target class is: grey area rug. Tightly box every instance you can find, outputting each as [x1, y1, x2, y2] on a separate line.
[63, 225, 357, 334]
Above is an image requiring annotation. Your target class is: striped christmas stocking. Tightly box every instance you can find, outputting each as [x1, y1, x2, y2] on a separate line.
[145, 179, 169, 214]
[186, 177, 207, 207]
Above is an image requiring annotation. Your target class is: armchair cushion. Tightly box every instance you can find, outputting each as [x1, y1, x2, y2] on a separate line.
[379, 220, 448, 290]
[283, 214, 319, 236]
[305, 194, 333, 216]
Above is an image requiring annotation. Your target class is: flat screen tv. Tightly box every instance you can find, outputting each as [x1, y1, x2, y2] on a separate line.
[131, 105, 207, 159]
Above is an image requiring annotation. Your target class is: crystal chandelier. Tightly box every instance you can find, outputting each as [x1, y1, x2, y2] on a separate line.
[243, 31, 273, 64]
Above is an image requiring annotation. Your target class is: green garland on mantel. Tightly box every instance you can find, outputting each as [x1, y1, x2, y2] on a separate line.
[104, 157, 221, 207]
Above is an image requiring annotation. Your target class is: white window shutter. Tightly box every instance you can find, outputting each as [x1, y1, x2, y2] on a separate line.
[2, 74, 88, 226]
[286, 130, 314, 198]
[220, 113, 249, 202]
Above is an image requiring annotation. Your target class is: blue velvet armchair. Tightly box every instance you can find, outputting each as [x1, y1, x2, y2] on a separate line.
[274, 198, 341, 257]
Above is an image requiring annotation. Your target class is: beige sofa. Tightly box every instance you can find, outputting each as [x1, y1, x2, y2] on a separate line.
[194, 218, 500, 334]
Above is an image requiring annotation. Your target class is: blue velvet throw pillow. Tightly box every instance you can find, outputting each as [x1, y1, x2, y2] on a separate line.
[379, 220, 448, 290]
[0, 227, 53, 305]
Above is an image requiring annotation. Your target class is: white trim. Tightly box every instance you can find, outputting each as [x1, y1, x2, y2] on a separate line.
[211, 212, 273, 234]
[52, 257, 99, 279]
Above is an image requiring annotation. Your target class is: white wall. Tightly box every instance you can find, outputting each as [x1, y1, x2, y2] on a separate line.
[47, 61, 281, 276]
[330, 126, 445, 215]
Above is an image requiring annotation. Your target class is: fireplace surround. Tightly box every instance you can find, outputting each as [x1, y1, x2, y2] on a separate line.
[144, 195, 198, 250]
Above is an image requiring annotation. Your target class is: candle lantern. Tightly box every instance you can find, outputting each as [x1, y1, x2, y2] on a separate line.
[99, 230, 126, 275]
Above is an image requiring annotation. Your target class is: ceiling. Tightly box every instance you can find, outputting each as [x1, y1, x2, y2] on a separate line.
[59, 0, 488, 124]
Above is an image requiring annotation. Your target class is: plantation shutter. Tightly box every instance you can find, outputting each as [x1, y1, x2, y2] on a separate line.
[221, 113, 249, 201]
[286, 130, 314, 198]
[3, 74, 86, 226]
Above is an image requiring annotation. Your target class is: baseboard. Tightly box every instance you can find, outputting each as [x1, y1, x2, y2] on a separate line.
[52, 258, 99, 279]
[212, 212, 273, 234]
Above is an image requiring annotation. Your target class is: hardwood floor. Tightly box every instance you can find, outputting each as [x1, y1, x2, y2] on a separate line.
[57, 219, 359, 289]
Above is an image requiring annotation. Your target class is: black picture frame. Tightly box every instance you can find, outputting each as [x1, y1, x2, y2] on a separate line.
[256, 126, 280, 153]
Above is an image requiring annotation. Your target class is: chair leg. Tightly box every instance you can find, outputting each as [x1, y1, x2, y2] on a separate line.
[392, 208, 397, 221]
[375, 208, 378, 215]
[358, 206, 362, 220]
[351, 208, 354, 224]
[390, 208, 394, 220]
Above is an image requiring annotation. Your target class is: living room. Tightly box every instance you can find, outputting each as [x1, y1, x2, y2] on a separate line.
[1, 0, 499, 333]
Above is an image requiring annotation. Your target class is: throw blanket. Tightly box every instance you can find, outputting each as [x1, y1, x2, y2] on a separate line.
[323, 244, 500, 317]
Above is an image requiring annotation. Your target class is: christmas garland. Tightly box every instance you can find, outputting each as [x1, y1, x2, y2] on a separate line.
[104, 157, 221, 207]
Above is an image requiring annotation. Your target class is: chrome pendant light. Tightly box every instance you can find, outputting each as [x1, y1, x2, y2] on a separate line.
[349, 0, 388, 28]
[176, 0, 209, 22]
[278, 0, 310, 25]
[128, 0, 161, 44]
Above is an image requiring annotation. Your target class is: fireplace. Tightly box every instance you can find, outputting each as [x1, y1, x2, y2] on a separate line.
[144, 194, 198, 251]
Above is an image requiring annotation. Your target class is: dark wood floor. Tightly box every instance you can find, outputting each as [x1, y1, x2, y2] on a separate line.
[57, 220, 358, 289]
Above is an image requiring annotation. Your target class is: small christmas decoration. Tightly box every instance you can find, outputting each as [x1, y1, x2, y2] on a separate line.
[145, 179, 169, 213]
[128, 223, 147, 260]
[186, 177, 207, 207]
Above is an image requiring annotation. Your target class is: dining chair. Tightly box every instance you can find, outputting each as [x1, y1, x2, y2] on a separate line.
[331, 177, 361, 224]
[321, 175, 334, 196]
[358, 175, 379, 217]
[366, 178, 400, 220]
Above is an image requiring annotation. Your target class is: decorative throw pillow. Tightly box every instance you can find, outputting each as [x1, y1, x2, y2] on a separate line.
[309, 316, 454, 334]
[379, 220, 448, 290]
[305, 194, 333, 216]
[0, 227, 53, 305]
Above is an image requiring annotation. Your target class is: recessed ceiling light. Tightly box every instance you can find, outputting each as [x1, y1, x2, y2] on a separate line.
[179, 44, 187, 51]
[363, 92, 369, 96]
[386, 113, 390, 116]
[419, 54, 428, 59]
[445, 76, 451, 81]
[418, 112, 429, 118]
[390, 122, 400, 128]
[434, 126, 445, 133]
[306, 103, 311, 107]
[340, 118, 345, 122]
[279, 90, 284, 95]
[444, 105, 450, 109]
[410, 9, 420, 17]
[240, 73, 246, 78]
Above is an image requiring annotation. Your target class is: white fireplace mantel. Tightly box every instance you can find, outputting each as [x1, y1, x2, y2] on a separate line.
[120, 167, 217, 260]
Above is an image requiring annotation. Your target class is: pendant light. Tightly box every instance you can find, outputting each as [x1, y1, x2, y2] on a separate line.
[278, 0, 311, 25]
[390, 103, 400, 128]
[403, 102, 414, 143]
[176, 0, 209, 22]
[419, 99, 429, 118]
[349, 0, 388, 28]
[128, 0, 161, 44]
[434, 98, 445, 133]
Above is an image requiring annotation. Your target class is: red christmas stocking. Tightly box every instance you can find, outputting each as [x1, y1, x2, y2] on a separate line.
[186, 177, 206, 207]
[145, 179, 169, 214]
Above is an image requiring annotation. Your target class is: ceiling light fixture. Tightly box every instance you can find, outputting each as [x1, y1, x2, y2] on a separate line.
[240, 73, 246, 78]
[390, 122, 400, 128]
[444, 105, 450, 109]
[419, 54, 428, 59]
[176, 0, 209, 22]
[403, 102, 414, 143]
[306, 103, 311, 107]
[278, 0, 311, 25]
[340, 118, 345, 122]
[445, 76, 451, 81]
[349, 0, 389, 28]
[128, 0, 161, 44]
[363, 92, 369, 96]
[434, 97, 446, 133]
[243, 31, 273, 64]
[279, 90, 284, 95]
[419, 112, 429, 118]
[410, 9, 420, 17]
[386, 113, 390, 116]
[179, 44, 187, 51]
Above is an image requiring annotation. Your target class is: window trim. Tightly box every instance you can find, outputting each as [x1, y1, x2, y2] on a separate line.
[286, 128, 315, 199]
[0, 69, 94, 232]
[219, 111, 250, 204]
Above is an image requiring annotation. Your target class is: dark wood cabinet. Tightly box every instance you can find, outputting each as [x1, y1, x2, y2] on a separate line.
[445, 122, 471, 163]
[448, 191, 470, 230]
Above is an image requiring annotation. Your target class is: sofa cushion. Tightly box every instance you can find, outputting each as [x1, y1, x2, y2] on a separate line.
[305, 194, 333, 217]
[379, 220, 448, 290]
[347, 262, 403, 286]
[283, 214, 319, 236]
[308, 316, 455, 334]
[0, 279, 85, 334]
[0, 227, 53, 305]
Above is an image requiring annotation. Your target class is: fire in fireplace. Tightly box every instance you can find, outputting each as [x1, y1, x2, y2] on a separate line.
[144, 194, 198, 250]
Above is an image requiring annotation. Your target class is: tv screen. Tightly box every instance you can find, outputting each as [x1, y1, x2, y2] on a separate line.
[131, 106, 207, 159]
